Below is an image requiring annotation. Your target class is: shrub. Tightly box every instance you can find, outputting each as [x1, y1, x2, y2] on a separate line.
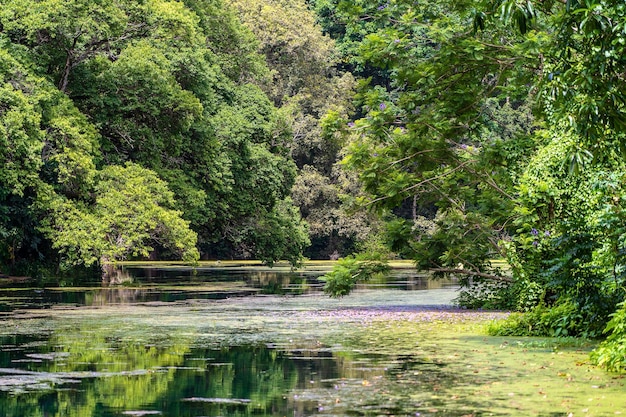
[488, 300, 584, 337]
[592, 301, 626, 373]
[322, 254, 390, 297]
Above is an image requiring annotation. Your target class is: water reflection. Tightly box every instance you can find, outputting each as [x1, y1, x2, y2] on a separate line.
[0, 332, 402, 417]
[1, 269, 623, 416]
[0, 267, 464, 417]
[0, 266, 458, 311]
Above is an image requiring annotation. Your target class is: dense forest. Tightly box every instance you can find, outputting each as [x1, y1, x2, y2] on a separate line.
[0, 0, 378, 271]
[2, 0, 626, 370]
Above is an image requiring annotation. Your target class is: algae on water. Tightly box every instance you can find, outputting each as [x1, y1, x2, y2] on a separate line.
[0, 269, 624, 416]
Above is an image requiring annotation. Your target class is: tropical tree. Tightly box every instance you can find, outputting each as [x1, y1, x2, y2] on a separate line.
[39, 163, 200, 275]
[227, 0, 379, 258]
[313, 0, 542, 284]
[0, 41, 100, 271]
[0, 0, 311, 270]
[312, 0, 626, 369]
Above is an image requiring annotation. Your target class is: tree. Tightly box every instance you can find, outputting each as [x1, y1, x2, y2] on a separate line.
[313, 0, 626, 369]
[240, 197, 310, 267]
[0, 41, 100, 271]
[483, 1, 626, 345]
[291, 164, 377, 258]
[0, 0, 312, 267]
[39, 163, 199, 274]
[226, 0, 338, 107]
[227, 0, 378, 258]
[0, 50, 45, 197]
[315, 0, 541, 284]
[0, 0, 148, 92]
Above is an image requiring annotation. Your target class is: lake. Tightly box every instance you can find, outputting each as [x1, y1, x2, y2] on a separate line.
[0, 262, 624, 416]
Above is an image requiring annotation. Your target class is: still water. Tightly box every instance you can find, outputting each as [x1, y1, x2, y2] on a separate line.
[0, 264, 624, 416]
[0, 264, 463, 417]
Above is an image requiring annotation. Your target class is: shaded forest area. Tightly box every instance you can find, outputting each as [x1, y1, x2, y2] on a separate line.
[2, 0, 626, 370]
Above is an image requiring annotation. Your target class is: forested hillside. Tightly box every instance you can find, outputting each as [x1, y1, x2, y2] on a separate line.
[0, 0, 319, 272]
[226, 0, 379, 259]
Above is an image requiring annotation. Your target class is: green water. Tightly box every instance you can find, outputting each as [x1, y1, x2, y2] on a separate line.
[0, 266, 624, 416]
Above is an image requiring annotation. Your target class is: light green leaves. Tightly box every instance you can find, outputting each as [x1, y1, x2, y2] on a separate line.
[42, 163, 199, 267]
[0, 83, 44, 197]
[322, 253, 390, 297]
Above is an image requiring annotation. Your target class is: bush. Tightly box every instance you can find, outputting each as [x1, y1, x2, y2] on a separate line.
[592, 301, 626, 373]
[455, 278, 544, 311]
[488, 300, 585, 337]
[455, 279, 513, 310]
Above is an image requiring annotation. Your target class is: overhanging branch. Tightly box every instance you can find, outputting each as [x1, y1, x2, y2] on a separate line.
[429, 267, 513, 283]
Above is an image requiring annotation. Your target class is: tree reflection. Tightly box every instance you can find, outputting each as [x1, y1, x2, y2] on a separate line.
[0, 330, 383, 417]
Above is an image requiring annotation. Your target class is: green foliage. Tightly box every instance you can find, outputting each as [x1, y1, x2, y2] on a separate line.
[313, 0, 626, 361]
[182, 0, 268, 82]
[291, 165, 376, 258]
[227, 0, 338, 106]
[592, 301, 626, 373]
[0, 43, 103, 269]
[540, 2, 626, 156]
[322, 253, 390, 297]
[242, 198, 310, 267]
[84, 41, 204, 165]
[227, 0, 371, 259]
[0, 50, 45, 197]
[40, 163, 199, 269]
[312, 0, 544, 297]
[0, 0, 314, 270]
[488, 299, 587, 338]
[507, 129, 626, 335]
[455, 279, 516, 310]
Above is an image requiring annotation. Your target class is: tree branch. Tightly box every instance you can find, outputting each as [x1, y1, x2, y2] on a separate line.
[430, 267, 513, 283]
[367, 159, 474, 206]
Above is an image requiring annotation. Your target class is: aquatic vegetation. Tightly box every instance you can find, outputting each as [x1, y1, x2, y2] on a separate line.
[0, 268, 624, 416]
